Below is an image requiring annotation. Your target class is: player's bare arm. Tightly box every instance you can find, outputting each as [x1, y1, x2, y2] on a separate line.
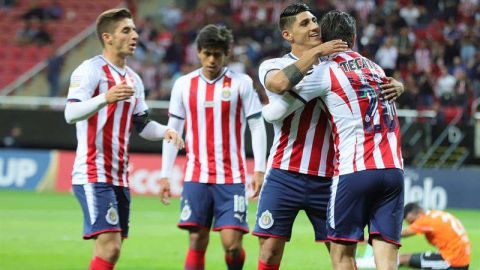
[265, 39, 347, 94]
[158, 178, 171, 205]
[401, 228, 416, 238]
[380, 77, 404, 102]
[251, 171, 265, 199]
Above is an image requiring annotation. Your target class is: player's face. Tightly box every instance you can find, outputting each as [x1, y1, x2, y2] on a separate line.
[110, 18, 138, 57]
[198, 47, 227, 80]
[288, 11, 320, 47]
[405, 212, 417, 225]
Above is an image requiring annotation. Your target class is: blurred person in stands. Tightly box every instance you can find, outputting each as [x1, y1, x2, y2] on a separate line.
[159, 24, 267, 270]
[375, 36, 398, 77]
[400, 202, 470, 270]
[64, 8, 184, 270]
[47, 46, 64, 97]
[2, 125, 22, 148]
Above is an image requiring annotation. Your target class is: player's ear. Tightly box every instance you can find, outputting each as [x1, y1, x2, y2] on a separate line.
[102, 33, 113, 45]
[281, 29, 293, 42]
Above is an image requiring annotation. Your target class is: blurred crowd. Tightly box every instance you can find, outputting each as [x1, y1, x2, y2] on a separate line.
[129, 0, 479, 123]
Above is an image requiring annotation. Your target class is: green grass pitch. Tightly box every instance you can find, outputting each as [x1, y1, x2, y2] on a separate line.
[0, 190, 478, 269]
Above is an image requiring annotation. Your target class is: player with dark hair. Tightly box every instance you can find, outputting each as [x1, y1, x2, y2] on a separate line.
[159, 24, 267, 270]
[255, 3, 404, 270]
[263, 10, 405, 270]
[400, 203, 470, 269]
[65, 8, 184, 270]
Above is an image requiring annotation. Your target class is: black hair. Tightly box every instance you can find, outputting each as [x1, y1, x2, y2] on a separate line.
[279, 3, 312, 30]
[403, 202, 422, 219]
[196, 24, 233, 54]
[320, 10, 356, 48]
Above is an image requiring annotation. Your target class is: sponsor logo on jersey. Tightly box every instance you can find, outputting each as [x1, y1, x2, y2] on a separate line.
[259, 210, 274, 229]
[105, 203, 119, 225]
[180, 200, 192, 221]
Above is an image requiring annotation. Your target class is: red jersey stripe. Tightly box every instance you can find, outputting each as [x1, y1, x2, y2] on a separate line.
[221, 76, 233, 184]
[272, 113, 294, 168]
[205, 82, 217, 183]
[87, 86, 100, 183]
[189, 76, 201, 181]
[102, 65, 117, 184]
[235, 92, 245, 182]
[308, 105, 327, 172]
[288, 100, 315, 171]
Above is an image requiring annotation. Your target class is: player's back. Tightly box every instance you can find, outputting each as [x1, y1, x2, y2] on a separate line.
[169, 68, 261, 184]
[258, 54, 335, 177]
[412, 210, 470, 266]
[303, 51, 403, 175]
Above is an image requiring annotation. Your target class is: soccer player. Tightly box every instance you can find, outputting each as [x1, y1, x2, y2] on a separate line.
[159, 24, 267, 270]
[64, 8, 183, 270]
[263, 11, 405, 270]
[400, 203, 470, 270]
[255, 4, 404, 270]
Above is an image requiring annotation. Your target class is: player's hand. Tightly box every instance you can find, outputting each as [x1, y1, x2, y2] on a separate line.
[315, 39, 348, 57]
[381, 77, 404, 103]
[251, 171, 265, 199]
[159, 177, 171, 205]
[105, 82, 135, 103]
[164, 129, 185, 149]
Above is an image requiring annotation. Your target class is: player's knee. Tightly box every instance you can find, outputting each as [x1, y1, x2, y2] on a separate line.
[189, 231, 209, 249]
[259, 245, 282, 264]
[106, 241, 122, 261]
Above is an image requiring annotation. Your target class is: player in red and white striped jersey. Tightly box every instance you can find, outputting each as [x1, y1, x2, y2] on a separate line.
[159, 25, 267, 270]
[264, 11, 405, 270]
[65, 9, 183, 270]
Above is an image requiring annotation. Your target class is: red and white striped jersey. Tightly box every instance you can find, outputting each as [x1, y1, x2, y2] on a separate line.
[294, 51, 403, 175]
[67, 55, 148, 186]
[259, 53, 335, 177]
[169, 68, 262, 184]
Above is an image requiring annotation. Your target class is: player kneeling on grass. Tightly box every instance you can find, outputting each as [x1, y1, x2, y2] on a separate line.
[65, 8, 184, 270]
[400, 203, 470, 270]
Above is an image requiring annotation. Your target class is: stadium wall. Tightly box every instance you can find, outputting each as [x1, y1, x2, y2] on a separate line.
[1, 149, 480, 210]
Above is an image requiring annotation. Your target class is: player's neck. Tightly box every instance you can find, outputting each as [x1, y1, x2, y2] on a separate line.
[290, 44, 311, 58]
[102, 50, 127, 68]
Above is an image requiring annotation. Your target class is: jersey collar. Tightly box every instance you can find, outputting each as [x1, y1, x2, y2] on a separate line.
[199, 67, 228, 84]
[99, 55, 128, 77]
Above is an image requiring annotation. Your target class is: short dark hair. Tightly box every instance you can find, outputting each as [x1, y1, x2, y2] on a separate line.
[196, 24, 233, 54]
[403, 202, 422, 219]
[320, 10, 356, 48]
[96, 8, 132, 47]
[279, 3, 312, 30]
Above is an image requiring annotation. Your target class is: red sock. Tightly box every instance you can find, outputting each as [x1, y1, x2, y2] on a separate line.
[225, 248, 245, 270]
[184, 248, 206, 270]
[88, 256, 115, 270]
[258, 260, 279, 270]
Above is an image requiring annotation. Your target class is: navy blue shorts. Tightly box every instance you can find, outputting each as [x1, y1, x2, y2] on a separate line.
[73, 183, 130, 239]
[253, 168, 332, 241]
[327, 168, 404, 246]
[178, 182, 249, 233]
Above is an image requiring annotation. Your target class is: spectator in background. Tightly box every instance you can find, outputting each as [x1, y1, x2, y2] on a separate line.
[375, 35, 398, 76]
[45, 0, 63, 20]
[15, 20, 36, 45]
[399, 1, 420, 27]
[436, 65, 457, 105]
[46, 47, 63, 97]
[32, 22, 52, 46]
[415, 40, 431, 73]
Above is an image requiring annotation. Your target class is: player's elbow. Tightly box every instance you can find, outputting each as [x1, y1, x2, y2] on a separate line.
[266, 79, 290, 94]
[64, 108, 77, 124]
[261, 106, 280, 123]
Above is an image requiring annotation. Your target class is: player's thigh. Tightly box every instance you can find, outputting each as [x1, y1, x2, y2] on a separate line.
[305, 175, 331, 242]
[409, 252, 452, 270]
[211, 183, 248, 233]
[73, 183, 123, 239]
[369, 168, 404, 245]
[253, 168, 304, 240]
[327, 172, 371, 242]
[178, 182, 214, 230]
[114, 186, 131, 238]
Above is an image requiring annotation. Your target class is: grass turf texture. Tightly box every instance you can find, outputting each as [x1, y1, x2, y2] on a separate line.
[0, 190, 478, 270]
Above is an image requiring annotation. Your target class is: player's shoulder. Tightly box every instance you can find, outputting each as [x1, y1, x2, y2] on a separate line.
[73, 55, 104, 73]
[226, 68, 252, 84]
[259, 55, 295, 70]
[175, 68, 201, 84]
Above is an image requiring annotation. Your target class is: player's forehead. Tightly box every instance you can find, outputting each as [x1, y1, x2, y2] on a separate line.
[113, 18, 136, 32]
[292, 11, 316, 26]
[199, 47, 226, 55]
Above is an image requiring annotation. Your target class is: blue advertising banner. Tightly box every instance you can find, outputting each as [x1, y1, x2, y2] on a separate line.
[0, 149, 54, 190]
[404, 168, 480, 210]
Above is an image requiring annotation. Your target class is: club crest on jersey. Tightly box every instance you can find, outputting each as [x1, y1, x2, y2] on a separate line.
[106, 204, 119, 225]
[259, 210, 274, 229]
[221, 86, 231, 101]
[180, 201, 192, 221]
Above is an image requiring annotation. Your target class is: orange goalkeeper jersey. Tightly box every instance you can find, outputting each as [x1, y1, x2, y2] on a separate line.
[408, 210, 470, 266]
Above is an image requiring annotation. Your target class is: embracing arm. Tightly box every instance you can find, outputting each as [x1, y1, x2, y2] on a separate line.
[262, 92, 305, 123]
